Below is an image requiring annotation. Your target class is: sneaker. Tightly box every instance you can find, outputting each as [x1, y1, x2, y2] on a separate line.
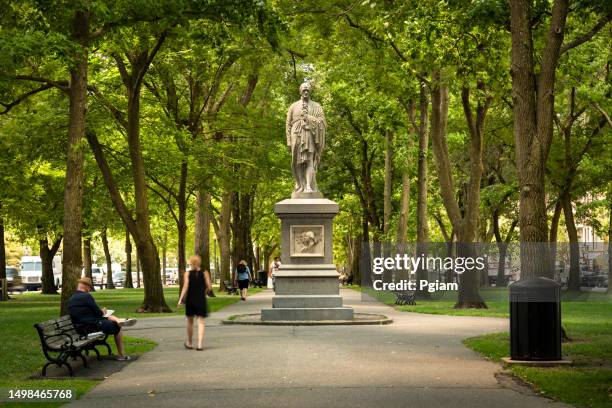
[117, 355, 132, 361]
[86, 331, 104, 339]
[121, 318, 137, 327]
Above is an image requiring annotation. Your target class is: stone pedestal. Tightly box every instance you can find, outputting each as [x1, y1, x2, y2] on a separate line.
[261, 196, 354, 321]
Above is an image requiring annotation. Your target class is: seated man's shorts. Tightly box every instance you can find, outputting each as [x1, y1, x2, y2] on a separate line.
[95, 318, 120, 335]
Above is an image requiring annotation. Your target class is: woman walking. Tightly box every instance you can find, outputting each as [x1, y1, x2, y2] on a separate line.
[234, 260, 252, 301]
[178, 255, 212, 350]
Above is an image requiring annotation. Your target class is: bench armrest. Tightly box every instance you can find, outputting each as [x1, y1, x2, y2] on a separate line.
[44, 333, 73, 349]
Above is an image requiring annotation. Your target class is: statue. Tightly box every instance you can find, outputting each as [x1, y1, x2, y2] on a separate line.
[286, 82, 326, 194]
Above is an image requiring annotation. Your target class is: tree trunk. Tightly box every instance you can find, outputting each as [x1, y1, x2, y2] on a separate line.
[396, 173, 411, 244]
[125, 227, 133, 288]
[608, 198, 612, 293]
[383, 130, 393, 235]
[416, 84, 429, 296]
[40, 236, 62, 294]
[493, 212, 506, 286]
[213, 239, 220, 282]
[446, 231, 455, 283]
[60, 10, 89, 315]
[162, 230, 167, 286]
[454, 241, 486, 308]
[195, 190, 211, 271]
[126, 89, 169, 311]
[493, 212, 517, 287]
[176, 160, 188, 289]
[361, 214, 372, 286]
[430, 74, 488, 308]
[549, 199, 562, 273]
[229, 190, 254, 274]
[241, 190, 255, 270]
[397, 100, 416, 244]
[230, 192, 239, 279]
[87, 41, 171, 312]
[136, 238, 167, 312]
[40, 238, 56, 294]
[509, 0, 569, 280]
[351, 232, 362, 284]
[136, 249, 141, 289]
[211, 190, 232, 289]
[0, 216, 7, 301]
[561, 193, 581, 291]
[254, 245, 261, 272]
[497, 243, 508, 286]
[101, 228, 114, 289]
[83, 237, 93, 280]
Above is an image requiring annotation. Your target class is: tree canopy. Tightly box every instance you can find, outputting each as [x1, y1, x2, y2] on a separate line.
[1, 0, 610, 310]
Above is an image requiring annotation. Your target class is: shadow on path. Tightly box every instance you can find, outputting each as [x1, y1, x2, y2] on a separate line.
[67, 289, 570, 408]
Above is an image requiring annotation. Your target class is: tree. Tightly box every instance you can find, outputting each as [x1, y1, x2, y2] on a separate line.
[0, 215, 6, 300]
[124, 227, 134, 288]
[508, 0, 611, 279]
[100, 227, 114, 289]
[1, 0, 175, 312]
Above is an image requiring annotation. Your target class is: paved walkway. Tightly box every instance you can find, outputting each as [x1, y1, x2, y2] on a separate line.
[69, 289, 569, 408]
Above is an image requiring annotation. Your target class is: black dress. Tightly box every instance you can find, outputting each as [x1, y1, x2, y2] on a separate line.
[185, 269, 208, 317]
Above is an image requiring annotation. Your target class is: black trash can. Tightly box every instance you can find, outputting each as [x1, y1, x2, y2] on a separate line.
[258, 270, 267, 286]
[509, 277, 562, 360]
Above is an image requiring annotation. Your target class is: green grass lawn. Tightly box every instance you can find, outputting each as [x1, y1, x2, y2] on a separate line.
[0, 285, 258, 407]
[358, 286, 612, 408]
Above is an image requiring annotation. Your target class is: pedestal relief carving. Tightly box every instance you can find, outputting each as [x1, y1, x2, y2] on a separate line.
[290, 225, 324, 257]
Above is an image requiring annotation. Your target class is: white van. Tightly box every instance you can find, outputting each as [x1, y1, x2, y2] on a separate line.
[164, 268, 178, 284]
[82, 265, 105, 286]
[20, 256, 62, 291]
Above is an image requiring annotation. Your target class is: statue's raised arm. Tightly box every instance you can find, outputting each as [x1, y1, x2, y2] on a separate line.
[286, 82, 326, 195]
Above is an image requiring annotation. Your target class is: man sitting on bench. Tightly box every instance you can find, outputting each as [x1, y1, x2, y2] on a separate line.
[68, 277, 137, 361]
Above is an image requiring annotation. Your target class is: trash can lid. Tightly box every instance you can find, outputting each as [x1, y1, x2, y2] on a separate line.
[509, 277, 560, 302]
[509, 277, 561, 289]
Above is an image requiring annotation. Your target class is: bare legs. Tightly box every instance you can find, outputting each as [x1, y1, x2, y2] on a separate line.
[107, 315, 125, 356]
[196, 317, 205, 349]
[240, 287, 248, 300]
[186, 316, 194, 347]
[186, 316, 206, 349]
[114, 331, 125, 356]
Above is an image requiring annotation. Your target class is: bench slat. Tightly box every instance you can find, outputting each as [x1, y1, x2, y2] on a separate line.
[39, 315, 71, 327]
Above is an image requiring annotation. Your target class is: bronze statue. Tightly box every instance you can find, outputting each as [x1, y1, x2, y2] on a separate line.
[286, 82, 326, 194]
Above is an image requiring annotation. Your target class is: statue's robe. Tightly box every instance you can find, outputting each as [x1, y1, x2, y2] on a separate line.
[286, 99, 326, 189]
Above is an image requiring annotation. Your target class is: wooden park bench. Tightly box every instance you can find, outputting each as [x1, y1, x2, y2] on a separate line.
[394, 290, 416, 306]
[34, 315, 112, 376]
[250, 279, 263, 288]
[223, 280, 238, 295]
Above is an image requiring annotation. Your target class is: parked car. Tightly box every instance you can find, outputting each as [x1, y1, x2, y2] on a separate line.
[4, 266, 24, 293]
[82, 265, 105, 286]
[112, 271, 126, 288]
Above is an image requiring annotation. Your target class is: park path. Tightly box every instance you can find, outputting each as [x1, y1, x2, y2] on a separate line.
[68, 289, 570, 408]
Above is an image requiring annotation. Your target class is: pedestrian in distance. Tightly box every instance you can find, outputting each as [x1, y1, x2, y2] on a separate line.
[269, 256, 281, 290]
[234, 260, 252, 301]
